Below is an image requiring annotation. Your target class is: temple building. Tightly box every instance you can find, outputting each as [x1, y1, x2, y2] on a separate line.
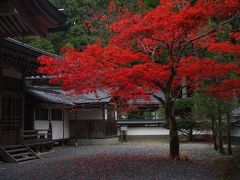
[0, 0, 67, 163]
[24, 80, 118, 146]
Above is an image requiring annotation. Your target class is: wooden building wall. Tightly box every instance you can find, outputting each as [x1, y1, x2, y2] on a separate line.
[0, 67, 24, 145]
[68, 107, 117, 139]
[33, 106, 117, 140]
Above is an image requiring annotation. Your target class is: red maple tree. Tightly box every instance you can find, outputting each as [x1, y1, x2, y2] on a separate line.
[38, 0, 240, 158]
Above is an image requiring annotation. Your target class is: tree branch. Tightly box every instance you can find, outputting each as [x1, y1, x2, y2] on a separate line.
[179, 14, 237, 56]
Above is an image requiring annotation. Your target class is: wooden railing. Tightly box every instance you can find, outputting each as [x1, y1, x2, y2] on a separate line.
[23, 123, 53, 152]
[23, 129, 52, 144]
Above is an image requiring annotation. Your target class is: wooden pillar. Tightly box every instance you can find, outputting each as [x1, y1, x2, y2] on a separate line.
[18, 68, 25, 144]
[114, 110, 118, 120]
[48, 107, 53, 150]
[48, 121, 53, 150]
[62, 110, 65, 146]
[103, 105, 108, 137]
[0, 68, 2, 135]
[17, 123, 24, 144]
[114, 109, 118, 135]
[104, 106, 108, 120]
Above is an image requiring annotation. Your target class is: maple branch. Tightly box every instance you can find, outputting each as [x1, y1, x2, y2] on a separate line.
[174, 67, 234, 99]
[152, 94, 165, 105]
[151, 80, 167, 93]
[120, 40, 138, 51]
[190, 16, 236, 42]
[118, 40, 148, 55]
[174, 78, 202, 99]
[180, 14, 237, 56]
[137, 39, 147, 52]
[190, 0, 198, 7]
[151, 43, 164, 60]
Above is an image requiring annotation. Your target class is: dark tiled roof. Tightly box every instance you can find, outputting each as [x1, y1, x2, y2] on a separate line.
[0, 38, 61, 71]
[25, 85, 165, 106]
[26, 87, 111, 105]
[0, 0, 67, 37]
[0, 38, 60, 58]
[117, 119, 165, 125]
[132, 92, 164, 105]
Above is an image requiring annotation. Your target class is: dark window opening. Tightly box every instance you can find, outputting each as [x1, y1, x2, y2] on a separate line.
[51, 109, 63, 121]
[35, 107, 48, 120]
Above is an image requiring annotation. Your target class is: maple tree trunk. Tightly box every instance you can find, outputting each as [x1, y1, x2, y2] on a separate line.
[165, 100, 179, 159]
[211, 118, 218, 151]
[226, 112, 232, 155]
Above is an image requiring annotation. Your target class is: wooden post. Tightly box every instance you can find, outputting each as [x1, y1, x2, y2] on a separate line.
[48, 121, 53, 150]
[114, 109, 118, 135]
[104, 106, 108, 120]
[18, 68, 25, 144]
[0, 68, 2, 134]
[104, 105, 108, 137]
[62, 110, 65, 146]
[17, 123, 24, 144]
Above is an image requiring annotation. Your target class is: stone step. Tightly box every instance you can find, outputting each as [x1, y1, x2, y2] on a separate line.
[17, 156, 37, 163]
[3, 145, 24, 150]
[7, 148, 28, 154]
[12, 152, 32, 158]
[1, 144, 40, 163]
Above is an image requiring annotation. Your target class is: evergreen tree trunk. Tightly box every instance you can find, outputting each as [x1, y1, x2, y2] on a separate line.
[226, 112, 232, 155]
[189, 128, 193, 141]
[211, 117, 218, 151]
[217, 108, 225, 154]
[165, 99, 179, 158]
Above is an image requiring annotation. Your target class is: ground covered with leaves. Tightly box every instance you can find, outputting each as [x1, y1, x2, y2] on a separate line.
[0, 142, 226, 180]
[213, 154, 240, 180]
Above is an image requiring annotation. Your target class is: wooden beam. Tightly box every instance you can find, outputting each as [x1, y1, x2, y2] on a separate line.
[0, 68, 2, 132]
[0, 51, 36, 69]
[0, 1, 15, 16]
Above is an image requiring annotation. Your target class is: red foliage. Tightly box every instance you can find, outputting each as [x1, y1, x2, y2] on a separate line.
[205, 78, 240, 99]
[229, 32, 240, 41]
[38, 0, 240, 106]
[208, 42, 240, 55]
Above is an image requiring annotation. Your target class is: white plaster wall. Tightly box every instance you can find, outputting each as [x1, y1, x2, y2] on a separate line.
[34, 110, 70, 140]
[34, 120, 49, 130]
[69, 108, 103, 120]
[2, 68, 22, 79]
[51, 121, 64, 140]
[126, 127, 169, 136]
[125, 127, 212, 136]
[232, 127, 240, 136]
[202, 130, 212, 135]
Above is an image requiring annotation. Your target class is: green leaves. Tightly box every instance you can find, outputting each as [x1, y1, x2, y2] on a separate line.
[20, 36, 55, 53]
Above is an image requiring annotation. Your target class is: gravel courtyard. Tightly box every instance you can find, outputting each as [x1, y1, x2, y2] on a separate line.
[0, 142, 219, 180]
